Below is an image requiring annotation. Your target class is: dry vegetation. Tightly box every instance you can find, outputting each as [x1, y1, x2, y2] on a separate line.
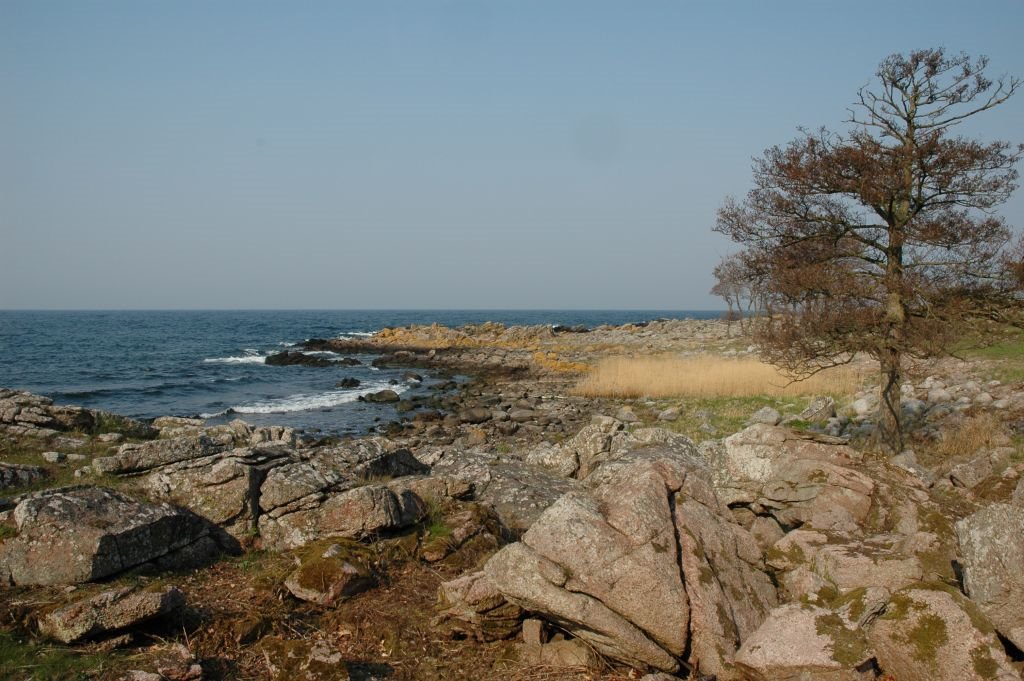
[572, 355, 868, 399]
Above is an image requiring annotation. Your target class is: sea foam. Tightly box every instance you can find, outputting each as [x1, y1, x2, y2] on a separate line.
[230, 381, 407, 414]
[202, 355, 267, 365]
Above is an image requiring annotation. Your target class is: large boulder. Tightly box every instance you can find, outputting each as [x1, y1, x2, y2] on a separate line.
[39, 586, 185, 643]
[867, 587, 1018, 681]
[707, 425, 874, 532]
[484, 446, 776, 675]
[258, 481, 425, 550]
[955, 503, 1024, 650]
[0, 487, 218, 585]
[142, 446, 291, 538]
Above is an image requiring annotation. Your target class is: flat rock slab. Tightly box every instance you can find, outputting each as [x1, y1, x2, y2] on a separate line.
[735, 603, 871, 681]
[39, 586, 185, 643]
[0, 486, 214, 585]
[94, 436, 224, 475]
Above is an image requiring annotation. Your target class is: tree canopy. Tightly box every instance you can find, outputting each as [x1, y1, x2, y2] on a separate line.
[714, 49, 1023, 453]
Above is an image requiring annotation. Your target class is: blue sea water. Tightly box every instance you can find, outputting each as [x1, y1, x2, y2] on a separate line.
[0, 310, 718, 434]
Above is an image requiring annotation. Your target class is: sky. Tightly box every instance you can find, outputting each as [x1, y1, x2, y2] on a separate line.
[2, 1, 1023, 310]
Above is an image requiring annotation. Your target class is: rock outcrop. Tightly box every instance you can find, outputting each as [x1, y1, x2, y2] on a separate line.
[484, 445, 777, 675]
[956, 503, 1024, 650]
[0, 487, 220, 585]
[867, 587, 1018, 681]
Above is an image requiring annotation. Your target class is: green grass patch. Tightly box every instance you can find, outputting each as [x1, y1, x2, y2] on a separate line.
[652, 395, 817, 442]
[0, 632, 111, 681]
[954, 326, 1024, 383]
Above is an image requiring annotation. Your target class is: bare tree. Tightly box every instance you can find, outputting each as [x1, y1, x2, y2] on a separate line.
[711, 253, 765, 335]
[711, 255, 742, 335]
[715, 49, 1023, 453]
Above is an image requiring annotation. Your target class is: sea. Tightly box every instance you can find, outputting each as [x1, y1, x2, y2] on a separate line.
[0, 310, 718, 435]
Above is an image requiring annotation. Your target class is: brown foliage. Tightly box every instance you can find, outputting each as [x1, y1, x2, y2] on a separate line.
[714, 49, 1023, 452]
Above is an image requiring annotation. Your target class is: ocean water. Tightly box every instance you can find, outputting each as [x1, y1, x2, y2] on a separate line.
[0, 310, 718, 435]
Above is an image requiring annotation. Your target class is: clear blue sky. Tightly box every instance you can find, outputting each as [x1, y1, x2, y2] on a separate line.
[2, 1, 1022, 310]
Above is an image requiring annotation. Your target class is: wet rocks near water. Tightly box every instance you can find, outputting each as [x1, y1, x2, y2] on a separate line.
[361, 389, 401, 403]
[0, 387, 156, 440]
[336, 377, 361, 389]
[265, 350, 363, 368]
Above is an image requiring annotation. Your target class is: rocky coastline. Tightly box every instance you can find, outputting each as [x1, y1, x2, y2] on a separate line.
[2, 318, 1023, 681]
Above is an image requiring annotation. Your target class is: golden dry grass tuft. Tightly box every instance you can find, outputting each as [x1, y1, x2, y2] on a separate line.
[572, 355, 868, 399]
[935, 412, 1008, 459]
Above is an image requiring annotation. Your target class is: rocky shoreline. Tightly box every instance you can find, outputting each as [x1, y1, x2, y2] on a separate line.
[1, 319, 1023, 681]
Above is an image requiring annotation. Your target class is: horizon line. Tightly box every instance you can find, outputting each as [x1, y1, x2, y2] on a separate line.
[0, 307, 724, 313]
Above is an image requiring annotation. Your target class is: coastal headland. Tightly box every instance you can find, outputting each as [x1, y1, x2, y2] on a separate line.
[2, 318, 1023, 681]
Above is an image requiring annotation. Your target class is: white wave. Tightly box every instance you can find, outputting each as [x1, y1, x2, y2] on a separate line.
[336, 331, 375, 339]
[278, 341, 298, 347]
[302, 350, 341, 358]
[231, 382, 408, 415]
[203, 355, 266, 365]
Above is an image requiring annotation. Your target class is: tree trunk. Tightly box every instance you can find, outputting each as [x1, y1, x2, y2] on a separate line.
[878, 347, 903, 454]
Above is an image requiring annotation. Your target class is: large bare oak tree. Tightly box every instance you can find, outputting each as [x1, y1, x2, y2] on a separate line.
[715, 49, 1023, 453]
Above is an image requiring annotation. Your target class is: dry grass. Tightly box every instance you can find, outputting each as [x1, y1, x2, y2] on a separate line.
[935, 412, 1008, 459]
[572, 355, 868, 399]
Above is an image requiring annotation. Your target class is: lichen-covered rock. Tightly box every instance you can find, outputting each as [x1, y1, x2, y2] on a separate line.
[143, 446, 290, 538]
[484, 446, 776, 675]
[94, 436, 225, 475]
[867, 587, 1018, 681]
[955, 503, 1024, 650]
[417, 501, 506, 564]
[734, 604, 872, 681]
[428, 449, 580, 531]
[258, 482, 425, 550]
[486, 541, 678, 671]
[284, 542, 376, 606]
[259, 636, 350, 681]
[676, 490, 778, 678]
[39, 586, 185, 643]
[435, 569, 524, 642]
[0, 390, 153, 439]
[0, 462, 49, 491]
[708, 425, 874, 533]
[0, 487, 216, 585]
[812, 536, 923, 592]
[950, 450, 1011, 490]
